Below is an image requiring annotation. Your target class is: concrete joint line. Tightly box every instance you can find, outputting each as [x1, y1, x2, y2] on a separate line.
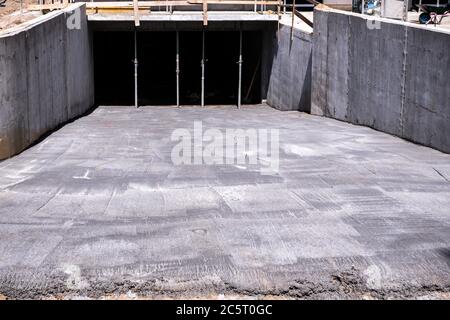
[399, 26, 408, 136]
[346, 14, 351, 121]
[64, 17, 70, 122]
[25, 30, 31, 145]
[325, 13, 330, 117]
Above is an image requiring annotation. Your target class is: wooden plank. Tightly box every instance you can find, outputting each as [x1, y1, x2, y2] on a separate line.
[302, 0, 320, 5]
[281, 0, 319, 5]
[29, 1, 189, 11]
[188, 0, 279, 4]
[203, 0, 208, 26]
[85, 0, 279, 7]
[29, 0, 281, 11]
[293, 8, 313, 28]
[133, 0, 140, 26]
[87, 1, 189, 8]
[87, 0, 280, 6]
[86, 8, 151, 14]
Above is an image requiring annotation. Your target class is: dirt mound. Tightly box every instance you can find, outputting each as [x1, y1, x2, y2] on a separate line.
[0, 0, 40, 32]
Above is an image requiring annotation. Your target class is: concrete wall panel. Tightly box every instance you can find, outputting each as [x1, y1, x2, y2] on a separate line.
[325, 11, 349, 120]
[65, 6, 95, 119]
[267, 24, 312, 112]
[402, 27, 450, 152]
[0, 4, 94, 160]
[0, 33, 29, 157]
[312, 7, 450, 153]
[311, 9, 328, 116]
[347, 17, 405, 136]
[25, 21, 46, 142]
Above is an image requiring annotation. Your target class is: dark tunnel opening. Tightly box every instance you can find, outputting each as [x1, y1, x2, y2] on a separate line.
[94, 32, 134, 106]
[93, 31, 262, 106]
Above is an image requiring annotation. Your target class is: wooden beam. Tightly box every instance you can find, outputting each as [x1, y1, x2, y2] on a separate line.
[302, 0, 319, 5]
[29, 1, 189, 11]
[133, 0, 140, 26]
[188, 0, 279, 4]
[86, 0, 281, 6]
[86, 0, 279, 7]
[293, 8, 313, 28]
[281, 0, 319, 5]
[28, 1, 281, 12]
[203, 0, 208, 26]
[87, 1, 189, 8]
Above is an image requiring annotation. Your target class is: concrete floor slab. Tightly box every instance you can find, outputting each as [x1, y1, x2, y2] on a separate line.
[0, 105, 449, 299]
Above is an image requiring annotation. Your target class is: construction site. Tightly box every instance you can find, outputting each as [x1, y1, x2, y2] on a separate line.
[0, 0, 449, 300]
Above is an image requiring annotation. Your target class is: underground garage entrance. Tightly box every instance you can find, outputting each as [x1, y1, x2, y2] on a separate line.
[94, 30, 263, 107]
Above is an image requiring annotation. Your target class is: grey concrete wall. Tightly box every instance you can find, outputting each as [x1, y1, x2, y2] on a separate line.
[312, 7, 450, 153]
[266, 24, 312, 112]
[311, 8, 450, 152]
[0, 4, 94, 160]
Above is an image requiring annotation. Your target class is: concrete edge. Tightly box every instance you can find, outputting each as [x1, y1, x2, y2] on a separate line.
[315, 5, 450, 35]
[87, 12, 280, 22]
[279, 14, 313, 34]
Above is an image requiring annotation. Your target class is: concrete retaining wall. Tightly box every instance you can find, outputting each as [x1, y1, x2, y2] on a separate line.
[266, 23, 312, 112]
[0, 4, 94, 160]
[312, 7, 450, 153]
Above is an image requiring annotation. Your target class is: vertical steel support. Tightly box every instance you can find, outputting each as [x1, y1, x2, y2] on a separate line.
[134, 28, 139, 108]
[176, 31, 180, 107]
[237, 29, 243, 109]
[201, 28, 205, 108]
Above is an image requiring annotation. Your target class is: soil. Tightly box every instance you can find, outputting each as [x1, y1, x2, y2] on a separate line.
[0, 0, 41, 32]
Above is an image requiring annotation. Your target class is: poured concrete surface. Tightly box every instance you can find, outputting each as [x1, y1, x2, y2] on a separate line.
[0, 105, 449, 299]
